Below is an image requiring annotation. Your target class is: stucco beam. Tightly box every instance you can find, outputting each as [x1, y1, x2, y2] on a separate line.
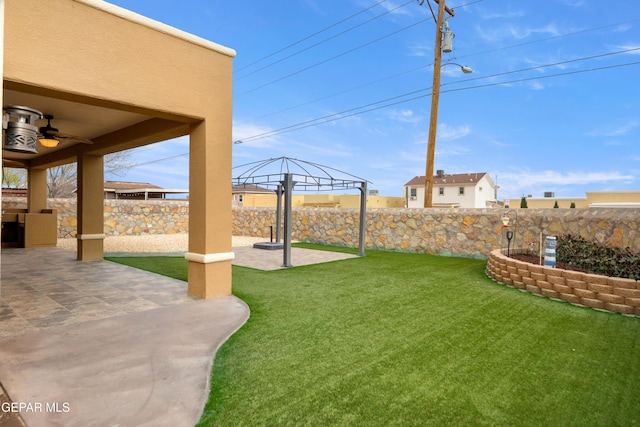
[30, 118, 190, 169]
[3, 81, 201, 124]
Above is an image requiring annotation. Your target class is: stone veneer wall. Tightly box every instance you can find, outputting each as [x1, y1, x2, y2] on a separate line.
[2, 198, 638, 258]
[2, 198, 189, 238]
[486, 250, 640, 317]
[232, 207, 640, 258]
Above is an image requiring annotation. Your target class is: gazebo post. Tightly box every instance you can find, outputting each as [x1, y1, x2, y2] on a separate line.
[358, 181, 367, 257]
[281, 173, 294, 267]
[275, 184, 283, 243]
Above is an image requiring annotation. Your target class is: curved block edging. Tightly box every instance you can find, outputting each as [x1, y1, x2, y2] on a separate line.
[486, 250, 640, 317]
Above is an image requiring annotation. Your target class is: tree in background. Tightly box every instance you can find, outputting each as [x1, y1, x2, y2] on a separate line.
[2, 168, 26, 189]
[0, 151, 135, 198]
[553, 201, 559, 208]
[47, 150, 134, 198]
[520, 196, 528, 208]
[570, 202, 576, 208]
[47, 164, 77, 198]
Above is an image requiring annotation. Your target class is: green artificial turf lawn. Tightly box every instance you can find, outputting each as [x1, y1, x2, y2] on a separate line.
[108, 245, 640, 426]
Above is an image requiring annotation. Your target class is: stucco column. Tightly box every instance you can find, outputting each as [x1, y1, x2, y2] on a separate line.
[27, 167, 48, 213]
[185, 120, 233, 299]
[76, 153, 105, 261]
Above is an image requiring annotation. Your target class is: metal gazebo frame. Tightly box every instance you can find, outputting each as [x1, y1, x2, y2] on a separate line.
[233, 157, 369, 267]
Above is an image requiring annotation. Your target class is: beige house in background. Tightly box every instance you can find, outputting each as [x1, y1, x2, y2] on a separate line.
[506, 191, 640, 209]
[235, 191, 405, 209]
[104, 181, 189, 200]
[404, 172, 500, 208]
[1, 0, 234, 299]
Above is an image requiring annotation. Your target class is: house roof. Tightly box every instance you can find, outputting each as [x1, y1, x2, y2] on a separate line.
[103, 181, 188, 197]
[405, 173, 488, 187]
[104, 181, 163, 191]
[232, 184, 273, 194]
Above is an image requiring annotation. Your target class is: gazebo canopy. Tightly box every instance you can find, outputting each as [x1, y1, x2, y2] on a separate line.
[232, 156, 369, 191]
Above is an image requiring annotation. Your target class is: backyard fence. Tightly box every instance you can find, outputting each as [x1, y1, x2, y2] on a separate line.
[2, 197, 638, 259]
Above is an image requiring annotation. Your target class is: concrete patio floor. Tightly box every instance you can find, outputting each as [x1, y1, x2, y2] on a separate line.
[0, 247, 248, 426]
[0, 243, 359, 426]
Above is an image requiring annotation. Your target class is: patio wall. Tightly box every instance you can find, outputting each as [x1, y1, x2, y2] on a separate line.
[2, 198, 638, 258]
[2, 198, 188, 238]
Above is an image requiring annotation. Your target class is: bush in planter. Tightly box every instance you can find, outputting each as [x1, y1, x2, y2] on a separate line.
[520, 196, 528, 208]
[557, 234, 640, 280]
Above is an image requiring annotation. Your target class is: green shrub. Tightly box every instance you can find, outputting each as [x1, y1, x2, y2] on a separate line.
[520, 196, 528, 208]
[557, 234, 640, 280]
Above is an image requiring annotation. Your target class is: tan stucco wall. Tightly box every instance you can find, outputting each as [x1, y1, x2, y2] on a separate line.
[4, 0, 235, 298]
[5, 0, 234, 126]
[239, 193, 404, 208]
[507, 191, 640, 209]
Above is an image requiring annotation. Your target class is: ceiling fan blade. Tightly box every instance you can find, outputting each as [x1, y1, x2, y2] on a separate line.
[51, 131, 93, 144]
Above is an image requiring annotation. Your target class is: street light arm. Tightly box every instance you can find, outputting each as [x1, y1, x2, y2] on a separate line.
[442, 62, 473, 74]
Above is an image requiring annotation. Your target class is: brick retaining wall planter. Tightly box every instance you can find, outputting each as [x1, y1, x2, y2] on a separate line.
[486, 250, 640, 317]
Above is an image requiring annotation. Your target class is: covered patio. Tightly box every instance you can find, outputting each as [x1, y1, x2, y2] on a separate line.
[2, 0, 235, 299]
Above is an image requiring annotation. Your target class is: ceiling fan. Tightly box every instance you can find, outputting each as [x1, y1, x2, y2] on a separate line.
[38, 114, 93, 147]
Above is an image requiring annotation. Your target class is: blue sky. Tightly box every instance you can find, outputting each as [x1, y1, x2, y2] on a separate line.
[106, 0, 640, 199]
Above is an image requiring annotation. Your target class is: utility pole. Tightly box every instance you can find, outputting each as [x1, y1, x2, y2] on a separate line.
[422, 0, 454, 208]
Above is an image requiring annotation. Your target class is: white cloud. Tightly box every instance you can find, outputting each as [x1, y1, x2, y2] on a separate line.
[408, 43, 431, 57]
[586, 120, 638, 137]
[479, 9, 526, 20]
[388, 109, 421, 124]
[610, 44, 640, 54]
[557, 0, 586, 7]
[232, 121, 283, 149]
[378, 0, 413, 16]
[528, 81, 546, 90]
[437, 123, 471, 141]
[476, 23, 561, 43]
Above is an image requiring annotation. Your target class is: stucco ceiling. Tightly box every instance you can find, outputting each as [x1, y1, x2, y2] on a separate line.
[2, 89, 151, 164]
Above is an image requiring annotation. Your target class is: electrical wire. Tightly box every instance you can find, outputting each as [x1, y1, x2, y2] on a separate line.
[118, 52, 640, 171]
[236, 55, 640, 143]
[241, 16, 640, 122]
[235, 0, 415, 81]
[235, 16, 431, 98]
[242, 47, 640, 138]
[236, 0, 391, 74]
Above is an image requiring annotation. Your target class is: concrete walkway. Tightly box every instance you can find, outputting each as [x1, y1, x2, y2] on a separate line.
[0, 297, 248, 427]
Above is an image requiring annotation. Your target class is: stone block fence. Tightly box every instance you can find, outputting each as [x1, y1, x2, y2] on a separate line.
[2, 197, 639, 257]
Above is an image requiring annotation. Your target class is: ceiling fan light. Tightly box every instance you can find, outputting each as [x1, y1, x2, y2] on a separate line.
[38, 137, 59, 148]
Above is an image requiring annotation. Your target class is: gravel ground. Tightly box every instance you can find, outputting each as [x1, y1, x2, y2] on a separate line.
[57, 234, 268, 253]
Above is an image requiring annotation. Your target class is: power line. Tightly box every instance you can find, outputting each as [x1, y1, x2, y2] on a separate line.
[458, 17, 640, 61]
[235, 0, 415, 81]
[252, 63, 431, 121]
[241, 16, 640, 123]
[122, 52, 640, 170]
[236, 0, 391, 74]
[235, 16, 431, 98]
[123, 58, 640, 171]
[236, 55, 640, 143]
